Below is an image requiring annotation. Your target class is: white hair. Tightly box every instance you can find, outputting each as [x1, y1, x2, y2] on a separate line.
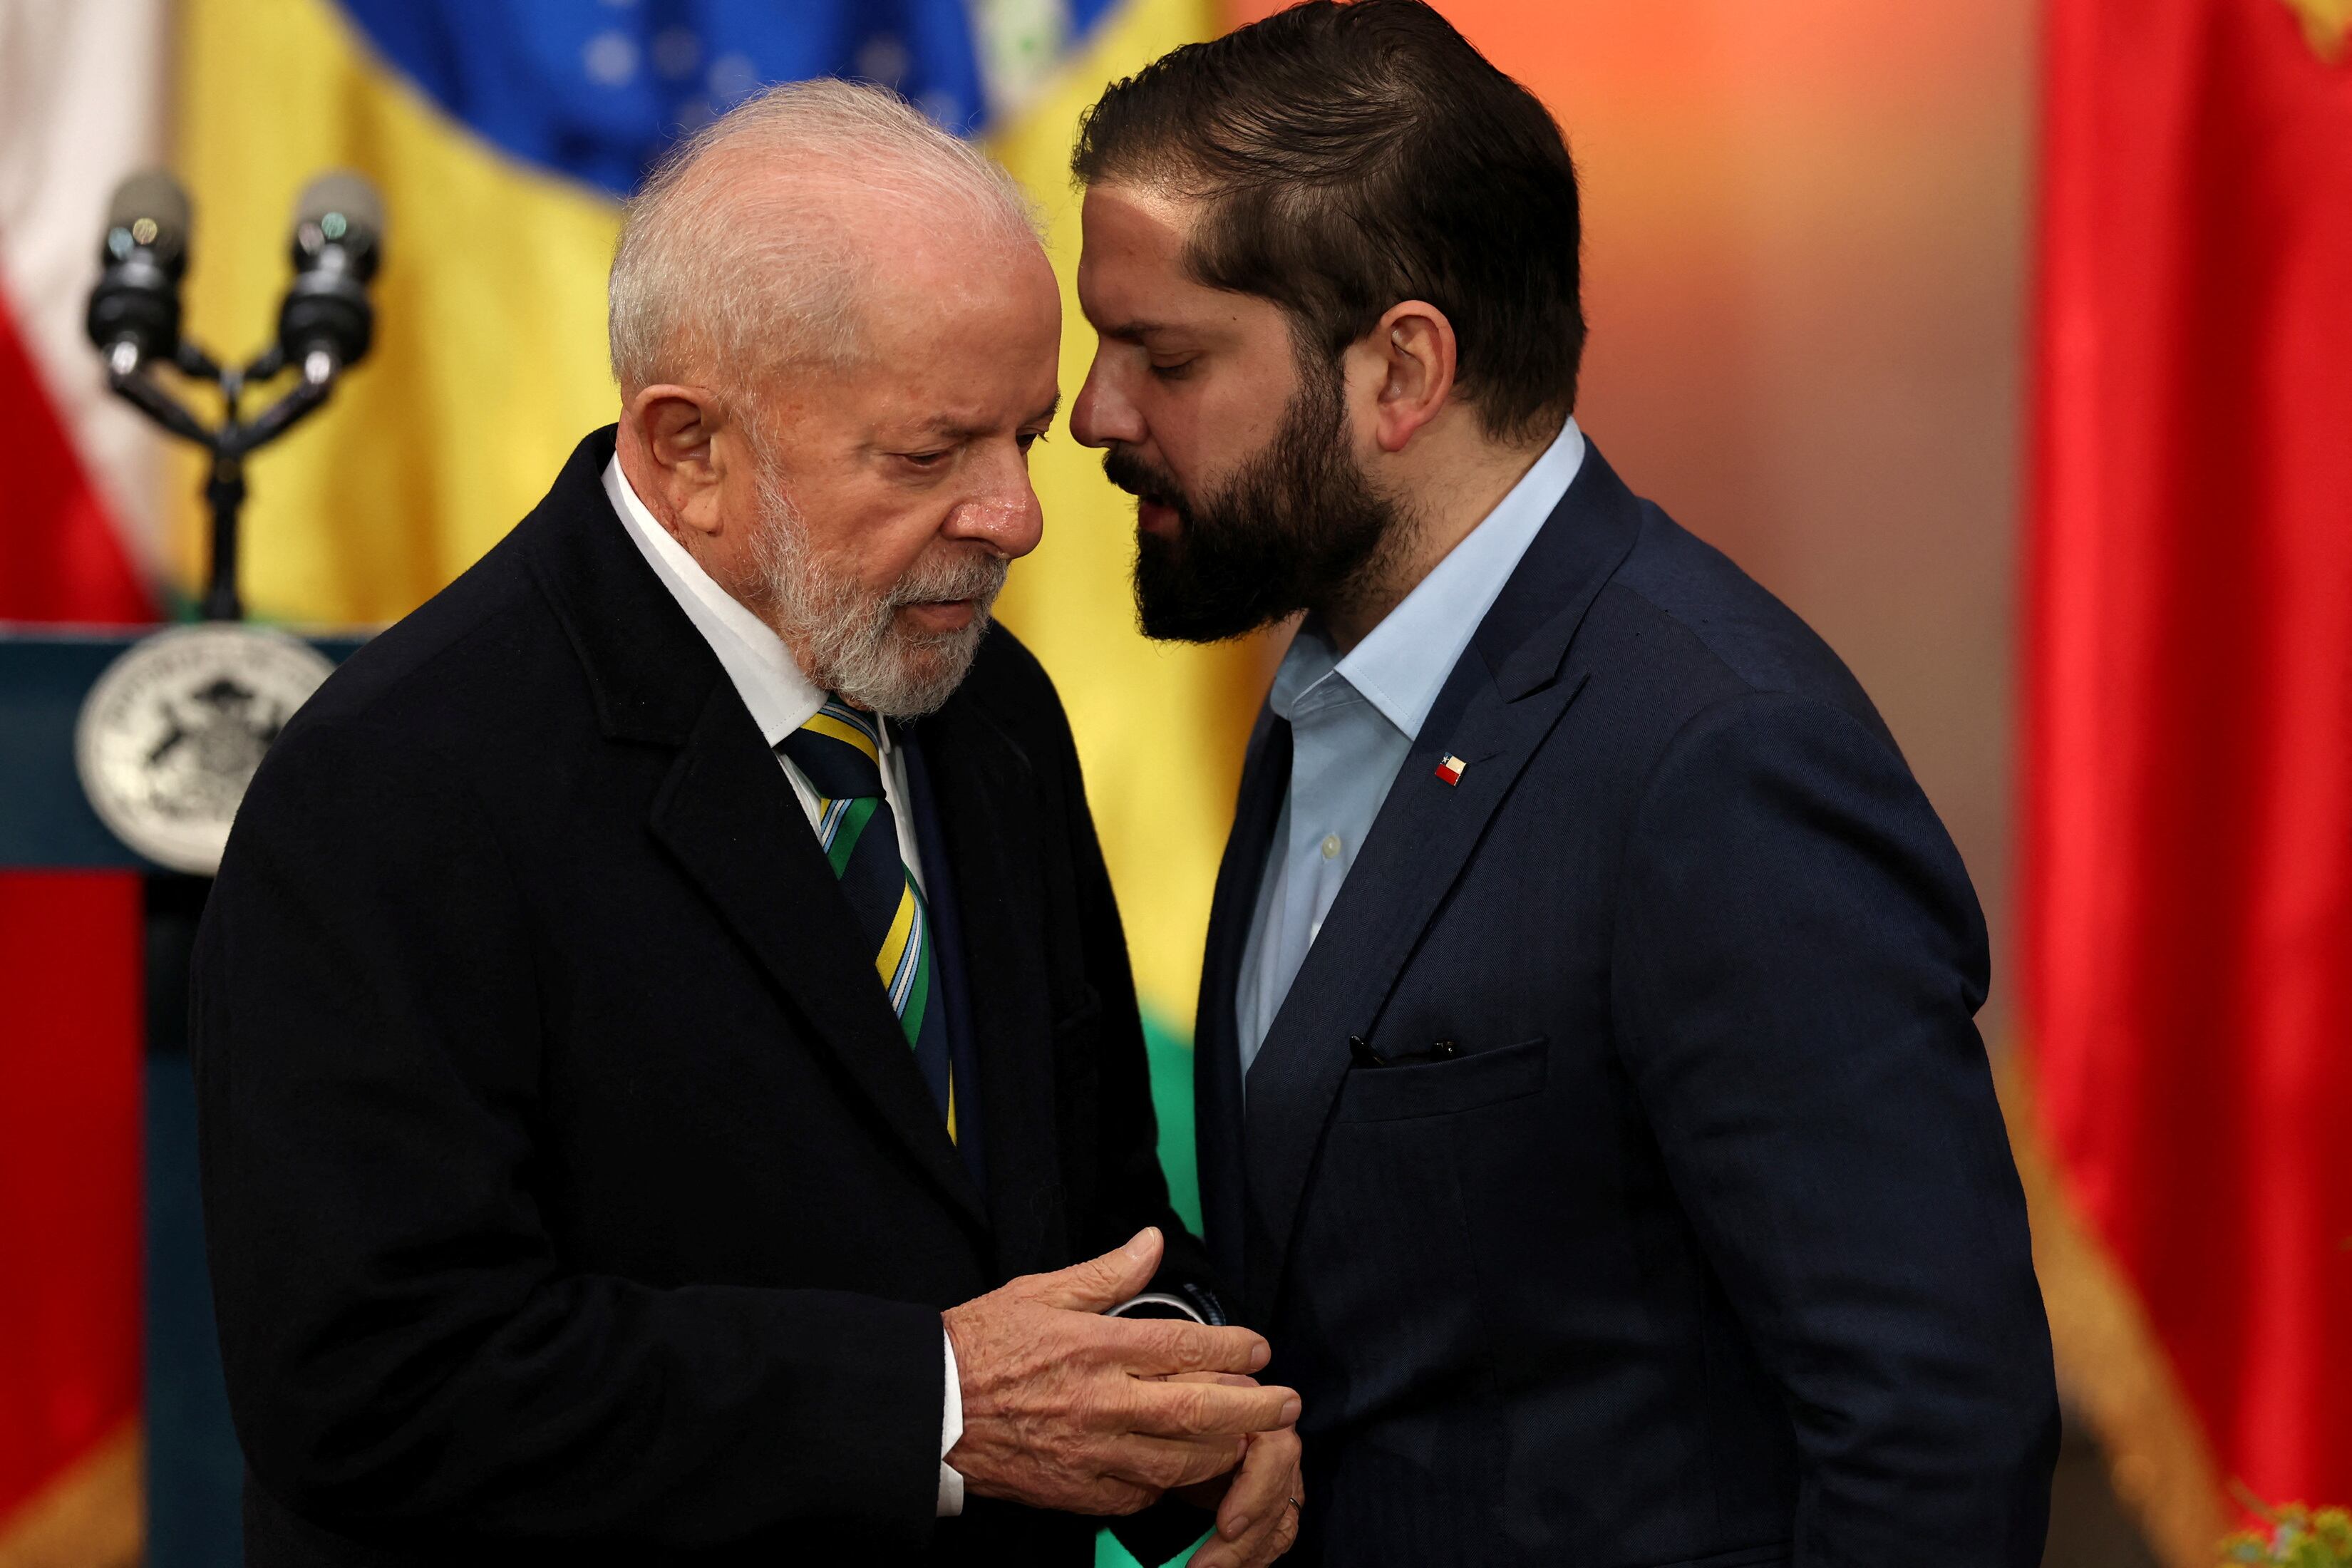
[608, 78, 1038, 400]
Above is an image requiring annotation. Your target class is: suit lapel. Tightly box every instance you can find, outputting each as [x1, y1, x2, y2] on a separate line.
[1238, 667, 1587, 1321]
[1196, 710, 1291, 1295]
[919, 688, 1062, 1280]
[522, 426, 986, 1234]
[649, 684, 989, 1232]
[1237, 442, 1651, 1324]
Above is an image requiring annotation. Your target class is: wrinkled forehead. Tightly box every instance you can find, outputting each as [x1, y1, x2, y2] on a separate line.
[697, 150, 1042, 305]
[855, 224, 1060, 359]
[758, 235, 1061, 439]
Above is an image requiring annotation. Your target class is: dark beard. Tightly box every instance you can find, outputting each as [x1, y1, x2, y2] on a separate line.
[1103, 356, 1410, 644]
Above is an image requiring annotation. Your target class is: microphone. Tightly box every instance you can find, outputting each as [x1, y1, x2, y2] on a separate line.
[276, 172, 383, 385]
[86, 170, 192, 376]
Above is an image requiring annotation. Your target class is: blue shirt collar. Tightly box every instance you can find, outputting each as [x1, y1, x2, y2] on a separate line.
[1270, 415, 1586, 738]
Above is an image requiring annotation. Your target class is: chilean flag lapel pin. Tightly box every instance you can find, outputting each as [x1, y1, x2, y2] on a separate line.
[1434, 754, 1468, 786]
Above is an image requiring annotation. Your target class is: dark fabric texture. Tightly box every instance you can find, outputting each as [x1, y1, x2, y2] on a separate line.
[191, 427, 1217, 1567]
[1195, 443, 2060, 1568]
[903, 729, 992, 1194]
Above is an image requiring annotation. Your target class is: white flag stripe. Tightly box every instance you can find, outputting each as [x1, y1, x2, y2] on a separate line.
[0, 0, 171, 576]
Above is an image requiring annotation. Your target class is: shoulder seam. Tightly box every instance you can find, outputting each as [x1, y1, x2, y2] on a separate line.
[1594, 576, 1773, 699]
[311, 577, 546, 728]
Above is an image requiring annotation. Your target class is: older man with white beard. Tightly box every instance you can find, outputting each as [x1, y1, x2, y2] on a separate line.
[190, 81, 1303, 1568]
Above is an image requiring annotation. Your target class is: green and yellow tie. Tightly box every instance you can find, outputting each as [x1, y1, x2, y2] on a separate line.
[777, 700, 955, 1139]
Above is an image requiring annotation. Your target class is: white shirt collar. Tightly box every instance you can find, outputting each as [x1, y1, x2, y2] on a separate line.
[1272, 414, 1586, 738]
[602, 453, 857, 751]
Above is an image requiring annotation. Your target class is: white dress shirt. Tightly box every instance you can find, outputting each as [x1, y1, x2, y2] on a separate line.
[603, 455, 966, 1515]
[1236, 416, 1587, 1078]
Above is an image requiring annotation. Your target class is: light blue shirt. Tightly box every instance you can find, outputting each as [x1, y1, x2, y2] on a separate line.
[1234, 416, 1587, 1080]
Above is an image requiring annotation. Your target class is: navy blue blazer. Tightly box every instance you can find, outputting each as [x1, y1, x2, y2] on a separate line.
[1195, 445, 2058, 1567]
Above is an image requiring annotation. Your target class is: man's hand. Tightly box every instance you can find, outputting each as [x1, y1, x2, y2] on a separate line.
[1172, 1405, 1303, 1568]
[943, 1229, 1301, 1515]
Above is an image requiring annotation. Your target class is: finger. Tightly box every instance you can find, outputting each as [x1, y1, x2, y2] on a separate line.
[1263, 1485, 1304, 1564]
[1127, 1377, 1300, 1439]
[1232, 1469, 1305, 1568]
[1214, 1428, 1300, 1543]
[1098, 1433, 1247, 1492]
[1159, 1371, 1260, 1388]
[1189, 1474, 1300, 1568]
[1109, 1318, 1271, 1377]
[1231, 1458, 1303, 1568]
[1018, 1228, 1164, 1312]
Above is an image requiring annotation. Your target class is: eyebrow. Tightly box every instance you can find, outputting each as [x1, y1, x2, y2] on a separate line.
[1092, 319, 1181, 343]
[910, 392, 1061, 443]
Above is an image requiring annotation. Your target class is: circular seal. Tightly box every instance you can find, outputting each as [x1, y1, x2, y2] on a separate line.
[76, 624, 336, 875]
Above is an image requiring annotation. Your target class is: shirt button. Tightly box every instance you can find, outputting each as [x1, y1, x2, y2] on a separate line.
[1321, 833, 1343, 860]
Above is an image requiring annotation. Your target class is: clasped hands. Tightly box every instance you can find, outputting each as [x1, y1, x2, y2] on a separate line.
[944, 1227, 1304, 1568]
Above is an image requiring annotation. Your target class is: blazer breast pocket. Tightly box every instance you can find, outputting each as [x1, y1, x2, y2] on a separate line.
[1337, 1034, 1549, 1123]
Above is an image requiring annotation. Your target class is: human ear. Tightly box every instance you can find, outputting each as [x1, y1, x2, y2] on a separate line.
[624, 384, 728, 540]
[1364, 300, 1457, 454]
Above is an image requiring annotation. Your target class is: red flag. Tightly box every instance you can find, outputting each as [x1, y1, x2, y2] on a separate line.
[0, 1, 164, 1552]
[0, 292, 153, 626]
[0, 873, 143, 1543]
[0, 287, 148, 1552]
[2021, 0, 2352, 1544]
[0, 290, 150, 1565]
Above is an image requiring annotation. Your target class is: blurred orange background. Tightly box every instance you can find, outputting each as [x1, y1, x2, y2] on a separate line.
[1236, 0, 2035, 1031]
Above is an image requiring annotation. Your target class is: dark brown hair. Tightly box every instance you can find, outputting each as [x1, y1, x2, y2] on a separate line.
[1072, 0, 1586, 443]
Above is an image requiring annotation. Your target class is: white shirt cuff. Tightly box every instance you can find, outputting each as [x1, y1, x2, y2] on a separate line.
[938, 1326, 965, 1517]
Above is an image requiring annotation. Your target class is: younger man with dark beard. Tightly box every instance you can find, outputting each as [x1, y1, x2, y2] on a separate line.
[1068, 4, 2059, 1564]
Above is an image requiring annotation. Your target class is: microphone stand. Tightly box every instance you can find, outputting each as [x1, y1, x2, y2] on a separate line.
[103, 337, 341, 623]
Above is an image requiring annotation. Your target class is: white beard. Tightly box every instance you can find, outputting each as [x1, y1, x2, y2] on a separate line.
[744, 459, 1008, 718]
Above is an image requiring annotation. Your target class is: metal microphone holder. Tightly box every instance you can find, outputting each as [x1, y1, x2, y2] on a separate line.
[104, 336, 343, 622]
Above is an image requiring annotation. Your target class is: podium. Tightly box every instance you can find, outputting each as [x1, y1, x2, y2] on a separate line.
[0, 626, 363, 1567]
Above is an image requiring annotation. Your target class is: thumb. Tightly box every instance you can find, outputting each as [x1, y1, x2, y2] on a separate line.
[1024, 1227, 1163, 1312]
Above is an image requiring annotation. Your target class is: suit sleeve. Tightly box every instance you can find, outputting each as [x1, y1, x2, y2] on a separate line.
[1611, 691, 2058, 1567]
[192, 716, 944, 1552]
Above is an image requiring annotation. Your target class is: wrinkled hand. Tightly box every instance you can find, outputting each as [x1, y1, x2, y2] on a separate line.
[1171, 1399, 1303, 1568]
[943, 1228, 1301, 1515]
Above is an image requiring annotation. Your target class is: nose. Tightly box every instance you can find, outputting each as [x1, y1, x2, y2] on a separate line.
[1070, 351, 1144, 450]
[944, 445, 1044, 561]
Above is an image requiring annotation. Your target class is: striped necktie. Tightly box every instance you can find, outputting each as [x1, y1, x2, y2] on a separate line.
[776, 700, 955, 1139]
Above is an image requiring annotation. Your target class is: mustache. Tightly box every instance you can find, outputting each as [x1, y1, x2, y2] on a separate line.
[888, 545, 1009, 611]
[1101, 445, 1187, 514]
